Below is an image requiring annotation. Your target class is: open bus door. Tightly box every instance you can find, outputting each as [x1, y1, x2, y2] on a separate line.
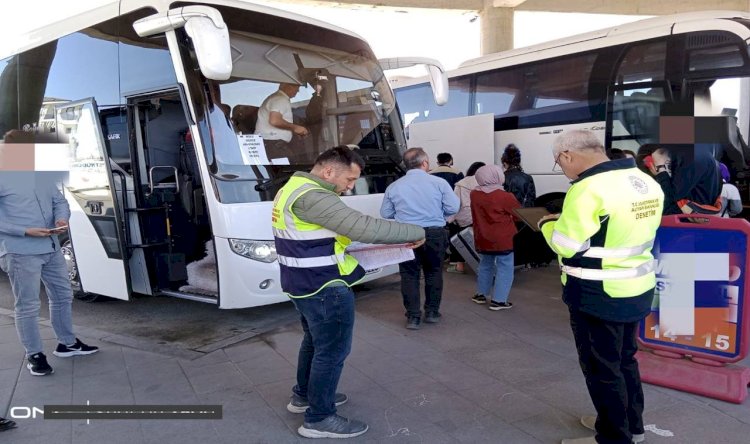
[57, 98, 130, 301]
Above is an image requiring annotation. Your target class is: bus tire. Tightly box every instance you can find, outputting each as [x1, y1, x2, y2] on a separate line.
[60, 238, 100, 303]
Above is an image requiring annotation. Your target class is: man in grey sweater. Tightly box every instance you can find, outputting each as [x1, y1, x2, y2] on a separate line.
[273, 146, 424, 439]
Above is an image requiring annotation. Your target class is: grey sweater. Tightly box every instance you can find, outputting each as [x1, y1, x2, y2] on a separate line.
[291, 172, 424, 244]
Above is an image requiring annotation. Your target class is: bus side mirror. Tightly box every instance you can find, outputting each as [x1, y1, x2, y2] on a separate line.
[133, 6, 232, 81]
[379, 57, 449, 106]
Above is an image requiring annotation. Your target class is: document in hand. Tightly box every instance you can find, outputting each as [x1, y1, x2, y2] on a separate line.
[512, 207, 551, 232]
[346, 243, 415, 271]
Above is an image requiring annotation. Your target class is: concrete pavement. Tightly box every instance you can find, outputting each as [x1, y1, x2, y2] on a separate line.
[1, 266, 749, 443]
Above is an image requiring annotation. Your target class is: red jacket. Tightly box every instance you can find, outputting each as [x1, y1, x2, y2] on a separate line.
[470, 189, 521, 253]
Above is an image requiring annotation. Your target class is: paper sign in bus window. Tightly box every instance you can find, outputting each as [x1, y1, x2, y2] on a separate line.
[237, 134, 270, 165]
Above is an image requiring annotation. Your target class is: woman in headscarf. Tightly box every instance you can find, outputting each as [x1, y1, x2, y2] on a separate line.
[446, 161, 485, 273]
[469, 165, 521, 310]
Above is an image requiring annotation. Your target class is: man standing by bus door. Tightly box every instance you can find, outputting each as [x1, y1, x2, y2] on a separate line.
[539, 131, 663, 444]
[381, 147, 460, 330]
[272, 146, 424, 439]
[0, 173, 99, 377]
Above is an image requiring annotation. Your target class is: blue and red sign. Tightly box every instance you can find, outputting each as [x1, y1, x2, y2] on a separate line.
[638, 216, 750, 363]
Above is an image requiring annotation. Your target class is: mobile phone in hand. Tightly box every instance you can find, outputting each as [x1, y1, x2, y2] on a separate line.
[49, 225, 68, 233]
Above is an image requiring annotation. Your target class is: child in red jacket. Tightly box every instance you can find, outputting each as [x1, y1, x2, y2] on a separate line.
[470, 165, 521, 310]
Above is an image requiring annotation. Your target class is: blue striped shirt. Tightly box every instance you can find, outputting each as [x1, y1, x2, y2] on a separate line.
[0, 172, 70, 256]
[380, 169, 460, 227]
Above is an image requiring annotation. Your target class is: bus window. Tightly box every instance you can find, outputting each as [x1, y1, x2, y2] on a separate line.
[475, 69, 519, 116]
[395, 75, 470, 126]
[616, 41, 666, 85]
[611, 88, 665, 152]
[476, 52, 600, 127]
[687, 33, 746, 72]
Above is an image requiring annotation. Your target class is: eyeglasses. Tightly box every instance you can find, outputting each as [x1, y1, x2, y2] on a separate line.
[552, 150, 569, 173]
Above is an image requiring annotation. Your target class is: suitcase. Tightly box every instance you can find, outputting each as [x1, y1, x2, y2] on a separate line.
[450, 226, 480, 273]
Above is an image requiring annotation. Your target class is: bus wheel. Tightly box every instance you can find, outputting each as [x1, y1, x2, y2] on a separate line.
[60, 240, 99, 302]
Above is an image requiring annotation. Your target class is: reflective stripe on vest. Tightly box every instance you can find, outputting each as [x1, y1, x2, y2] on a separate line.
[277, 253, 347, 268]
[552, 230, 590, 253]
[561, 260, 654, 281]
[273, 227, 337, 241]
[582, 239, 654, 259]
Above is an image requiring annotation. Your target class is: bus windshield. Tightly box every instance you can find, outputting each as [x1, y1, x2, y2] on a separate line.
[201, 30, 403, 203]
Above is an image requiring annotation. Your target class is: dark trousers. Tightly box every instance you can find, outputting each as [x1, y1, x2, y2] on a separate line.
[399, 227, 447, 318]
[569, 308, 645, 444]
[447, 222, 464, 263]
[291, 286, 355, 423]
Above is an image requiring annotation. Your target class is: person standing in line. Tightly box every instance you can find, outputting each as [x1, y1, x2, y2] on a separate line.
[718, 162, 742, 217]
[255, 83, 309, 161]
[502, 144, 536, 208]
[273, 146, 424, 438]
[381, 147, 460, 330]
[0, 173, 99, 377]
[469, 165, 521, 310]
[430, 152, 464, 189]
[446, 161, 485, 274]
[540, 130, 663, 444]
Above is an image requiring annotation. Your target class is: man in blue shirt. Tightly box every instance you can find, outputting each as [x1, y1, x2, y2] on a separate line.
[0, 172, 98, 376]
[381, 148, 460, 329]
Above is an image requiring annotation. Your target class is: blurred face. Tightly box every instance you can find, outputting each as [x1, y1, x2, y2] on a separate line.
[282, 84, 301, 98]
[322, 163, 361, 194]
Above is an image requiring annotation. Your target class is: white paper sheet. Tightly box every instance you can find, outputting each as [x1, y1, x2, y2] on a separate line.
[346, 243, 414, 271]
[237, 134, 270, 165]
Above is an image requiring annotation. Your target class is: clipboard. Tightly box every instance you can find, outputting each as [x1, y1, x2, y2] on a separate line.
[512, 207, 551, 232]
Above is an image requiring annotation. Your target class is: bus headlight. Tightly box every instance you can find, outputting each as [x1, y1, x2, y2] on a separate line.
[228, 239, 277, 263]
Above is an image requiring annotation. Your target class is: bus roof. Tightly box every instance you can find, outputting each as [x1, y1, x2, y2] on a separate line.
[0, 0, 365, 59]
[390, 10, 750, 89]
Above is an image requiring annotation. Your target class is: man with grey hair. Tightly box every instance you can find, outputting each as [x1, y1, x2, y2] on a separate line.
[539, 130, 664, 444]
[381, 147, 460, 329]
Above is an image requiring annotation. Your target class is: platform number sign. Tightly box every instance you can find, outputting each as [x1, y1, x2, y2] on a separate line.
[639, 219, 749, 363]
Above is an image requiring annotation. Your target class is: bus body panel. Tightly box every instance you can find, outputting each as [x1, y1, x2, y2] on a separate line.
[406, 114, 495, 176]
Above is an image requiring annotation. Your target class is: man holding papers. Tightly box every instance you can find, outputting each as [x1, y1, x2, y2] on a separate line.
[380, 147, 460, 330]
[272, 146, 423, 439]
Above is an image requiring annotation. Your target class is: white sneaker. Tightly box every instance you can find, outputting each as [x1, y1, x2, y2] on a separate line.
[580, 415, 645, 443]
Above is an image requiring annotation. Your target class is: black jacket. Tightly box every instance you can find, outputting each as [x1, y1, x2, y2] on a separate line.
[504, 169, 536, 207]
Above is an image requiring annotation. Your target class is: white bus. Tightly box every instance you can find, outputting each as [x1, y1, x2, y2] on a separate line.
[0, 1, 445, 308]
[392, 10, 750, 208]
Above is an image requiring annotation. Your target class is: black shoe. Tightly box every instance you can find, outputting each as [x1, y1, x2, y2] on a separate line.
[424, 312, 441, 324]
[406, 316, 421, 330]
[27, 352, 54, 376]
[0, 417, 17, 432]
[471, 294, 487, 304]
[298, 414, 369, 439]
[489, 301, 513, 311]
[53, 338, 99, 357]
[287, 392, 348, 414]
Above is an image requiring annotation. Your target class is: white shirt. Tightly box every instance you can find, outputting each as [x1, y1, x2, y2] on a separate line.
[720, 182, 742, 218]
[255, 90, 293, 142]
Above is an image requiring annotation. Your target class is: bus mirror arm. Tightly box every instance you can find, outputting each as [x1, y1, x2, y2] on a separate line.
[378, 57, 449, 106]
[133, 6, 232, 81]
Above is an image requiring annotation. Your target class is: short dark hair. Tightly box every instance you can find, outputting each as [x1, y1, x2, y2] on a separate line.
[466, 161, 485, 177]
[501, 144, 522, 168]
[436, 152, 453, 164]
[314, 146, 365, 170]
[609, 148, 627, 160]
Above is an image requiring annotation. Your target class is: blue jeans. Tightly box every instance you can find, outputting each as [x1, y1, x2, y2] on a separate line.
[477, 252, 514, 303]
[0, 252, 76, 356]
[291, 285, 355, 423]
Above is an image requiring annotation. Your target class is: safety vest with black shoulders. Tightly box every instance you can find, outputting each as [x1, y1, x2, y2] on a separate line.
[271, 175, 366, 298]
[540, 158, 665, 322]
